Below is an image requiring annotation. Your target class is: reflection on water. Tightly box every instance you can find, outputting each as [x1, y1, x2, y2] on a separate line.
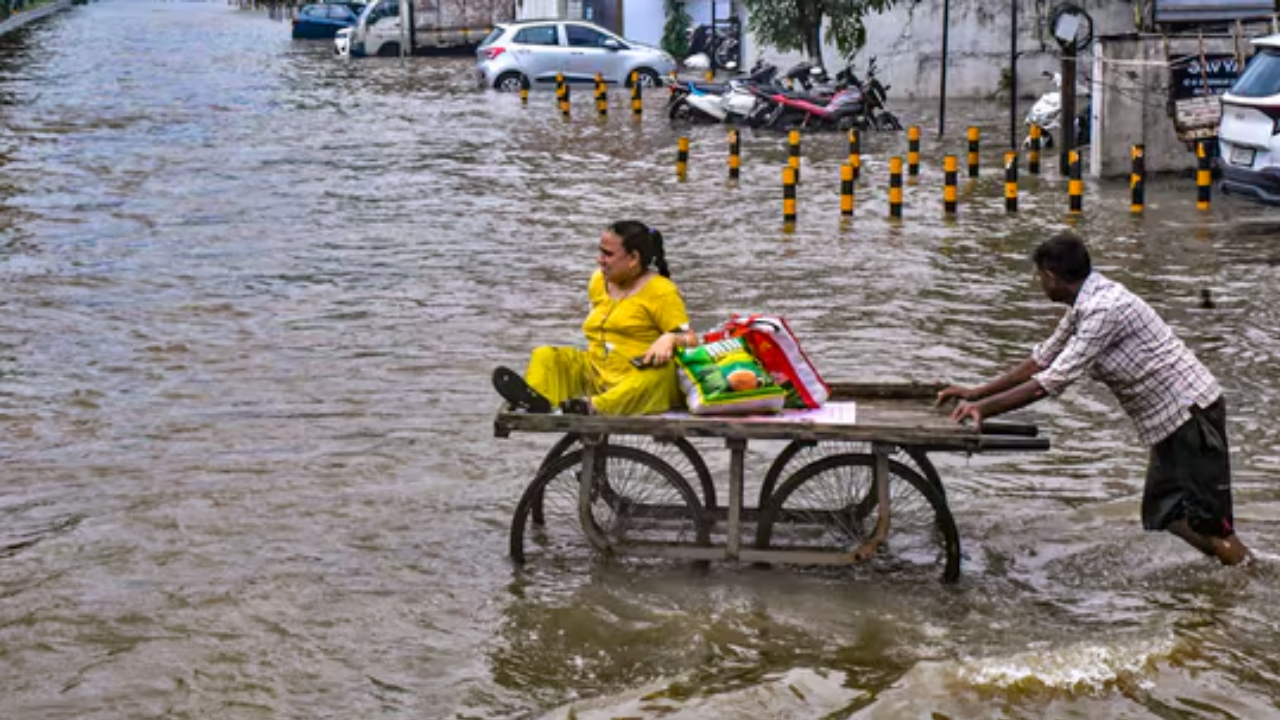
[2, 2, 1280, 719]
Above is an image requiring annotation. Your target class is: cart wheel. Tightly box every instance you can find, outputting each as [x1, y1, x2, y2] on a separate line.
[510, 445, 710, 566]
[757, 440, 944, 508]
[753, 453, 961, 583]
[534, 433, 717, 515]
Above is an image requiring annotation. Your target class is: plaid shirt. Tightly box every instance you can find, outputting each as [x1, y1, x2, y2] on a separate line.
[1031, 272, 1221, 446]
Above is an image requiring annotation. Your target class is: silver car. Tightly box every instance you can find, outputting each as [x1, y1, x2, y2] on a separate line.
[476, 20, 675, 92]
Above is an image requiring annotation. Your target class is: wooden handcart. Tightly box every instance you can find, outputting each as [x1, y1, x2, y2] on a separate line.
[494, 382, 1050, 583]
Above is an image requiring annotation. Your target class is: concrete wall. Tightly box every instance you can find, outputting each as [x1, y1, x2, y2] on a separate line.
[1089, 33, 1242, 177]
[743, 0, 1135, 101]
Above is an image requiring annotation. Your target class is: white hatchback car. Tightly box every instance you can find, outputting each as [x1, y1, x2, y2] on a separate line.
[1219, 34, 1280, 203]
[476, 20, 675, 92]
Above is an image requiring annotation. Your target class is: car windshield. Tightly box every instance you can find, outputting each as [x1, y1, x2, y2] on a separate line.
[1231, 47, 1280, 98]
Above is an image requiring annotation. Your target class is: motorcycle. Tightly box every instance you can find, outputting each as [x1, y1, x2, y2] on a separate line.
[1023, 71, 1090, 149]
[748, 57, 902, 132]
[687, 17, 741, 70]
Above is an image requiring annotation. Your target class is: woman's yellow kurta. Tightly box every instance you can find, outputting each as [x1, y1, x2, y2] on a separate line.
[525, 270, 689, 415]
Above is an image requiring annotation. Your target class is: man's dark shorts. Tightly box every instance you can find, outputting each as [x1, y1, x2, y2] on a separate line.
[1143, 397, 1235, 538]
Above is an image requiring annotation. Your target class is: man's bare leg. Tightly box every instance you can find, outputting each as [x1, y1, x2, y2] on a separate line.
[1167, 518, 1252, 565]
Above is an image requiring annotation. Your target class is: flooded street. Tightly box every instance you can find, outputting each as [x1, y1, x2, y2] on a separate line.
[4, 2, 1280, 718]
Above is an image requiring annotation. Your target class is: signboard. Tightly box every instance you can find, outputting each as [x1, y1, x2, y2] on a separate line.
[1168, 53, 1242, 141]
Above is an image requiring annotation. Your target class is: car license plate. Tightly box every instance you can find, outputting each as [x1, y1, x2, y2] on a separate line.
[1230, 145, 1256, 167]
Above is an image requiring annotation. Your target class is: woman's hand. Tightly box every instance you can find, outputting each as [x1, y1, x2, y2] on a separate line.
[642, 332, 682, 367]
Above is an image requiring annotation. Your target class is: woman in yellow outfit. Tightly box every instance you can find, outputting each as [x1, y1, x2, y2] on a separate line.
[493, 220, 697, 415]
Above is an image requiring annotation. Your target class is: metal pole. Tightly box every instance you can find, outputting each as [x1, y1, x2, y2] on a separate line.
[939, 0, 951, 135]
[710, 0, 717, 72]
[1060, 45, 1077, 173]
[1010, 0, 1018, 150]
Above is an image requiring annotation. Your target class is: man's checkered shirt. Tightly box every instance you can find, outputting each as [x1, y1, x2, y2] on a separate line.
[1031, 272, 1221, 446]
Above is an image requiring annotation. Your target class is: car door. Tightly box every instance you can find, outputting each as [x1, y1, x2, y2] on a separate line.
[564, 23, 627, 84]
[508, 23, 568, 87]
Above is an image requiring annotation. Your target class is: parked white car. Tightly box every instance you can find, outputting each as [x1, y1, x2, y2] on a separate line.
[476, 19, 675, 92]
[1219, 34, 1280, 203]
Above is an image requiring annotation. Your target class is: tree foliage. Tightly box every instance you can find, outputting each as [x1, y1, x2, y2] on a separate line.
[662, 0, 693, 58]
[740, 0, 899, 66]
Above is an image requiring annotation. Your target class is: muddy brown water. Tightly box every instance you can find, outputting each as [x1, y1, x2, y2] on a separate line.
[3, 2, 1280, 718]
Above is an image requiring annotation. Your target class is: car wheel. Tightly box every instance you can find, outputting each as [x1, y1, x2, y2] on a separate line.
[630, 69, 661, 89]
[494, 72, 526, 93]
[376, 43, 400, 57]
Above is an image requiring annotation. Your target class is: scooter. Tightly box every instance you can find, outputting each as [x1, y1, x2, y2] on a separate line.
[1023, 71, 1090, 149]
[668, 58, 778, 124]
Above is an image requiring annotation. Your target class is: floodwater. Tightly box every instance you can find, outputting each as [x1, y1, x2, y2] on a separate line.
[3, 2, 1280, 719]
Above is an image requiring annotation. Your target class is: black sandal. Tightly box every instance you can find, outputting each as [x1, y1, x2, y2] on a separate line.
[492, 366, 552, 413]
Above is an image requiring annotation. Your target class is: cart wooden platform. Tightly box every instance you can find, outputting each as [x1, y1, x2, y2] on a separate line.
[494, 382, 1051, 582]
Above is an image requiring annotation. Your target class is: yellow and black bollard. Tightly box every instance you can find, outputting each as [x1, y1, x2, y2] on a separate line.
[728, 129, 740, 182]
[848, 129, 861, 180]
[1131, 144, 1145, 214]
[907, 125, 921, 177]
[520, 75, 530, 105]
[594, 73, 607, 119]
[1197, 141, 1212, 211]
[556, 72, 570, 118]
[630, 71, 642, 120]
[1004, 151, 1018, 212]
[783, 166, 798, 226]
[788, 129, 801, 184]
[841, 163, 855, 217]
[676, 136, 689, 180]
[889, 156, 904, 219]
[1068, 150, 1083, 214]
[1028, 125, 1042, 175]
[967, 127, 980, 178]
[943, 155, 958, 216]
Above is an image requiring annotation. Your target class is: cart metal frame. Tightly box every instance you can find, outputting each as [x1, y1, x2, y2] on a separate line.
[495, 382, 1050, 582]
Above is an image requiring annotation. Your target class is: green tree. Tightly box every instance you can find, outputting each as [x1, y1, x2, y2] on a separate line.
[740, 0, 898, 68]
[663, 0, 692, 58]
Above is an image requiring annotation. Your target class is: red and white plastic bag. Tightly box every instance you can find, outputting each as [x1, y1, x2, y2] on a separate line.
[702, 314, 830, 409]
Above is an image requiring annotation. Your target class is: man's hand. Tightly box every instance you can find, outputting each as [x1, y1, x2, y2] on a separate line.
[935, 385, 976, 407]
[950, 400, 984, 428]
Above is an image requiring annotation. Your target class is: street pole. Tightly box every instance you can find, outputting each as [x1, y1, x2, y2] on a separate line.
[939, 0, 951, 135]
[1060, 45, 1077, 173]
[1009, 0, 1018, 150]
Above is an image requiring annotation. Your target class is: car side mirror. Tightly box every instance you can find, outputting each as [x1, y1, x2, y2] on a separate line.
[602, 38, 622, 50]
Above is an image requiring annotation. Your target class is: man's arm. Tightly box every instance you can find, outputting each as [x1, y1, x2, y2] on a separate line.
[936, 357, 1041, 405]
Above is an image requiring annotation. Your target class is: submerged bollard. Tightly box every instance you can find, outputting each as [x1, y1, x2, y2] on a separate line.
[783, 166, 797, 225]
[677, 136, 689, 180]
[889, 156, 904, 219]
[907, 125, 921, 177]
[630, 72, 642, 120]
[728, 128, 740, 181]
[1028, 125, 1042, 175]
[840, 163, 855, 216]
[1131, 144, 1145, 214]
[595, 73, 607, 118]
[556, 72, 570, 118]
[788, 129, 801, 183]
[1068, 151, 1083, 214]
[1197, 141, 1212, 211]
[520, 75, 530, 105]
[848, 129, 861, 180]
[967, 127, 980, 178]
[943, 155, 958, 216]
[1004, 151, 1018, 212]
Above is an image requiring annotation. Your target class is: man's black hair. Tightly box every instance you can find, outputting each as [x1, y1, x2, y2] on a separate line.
[1032, 231, 1092, 283]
